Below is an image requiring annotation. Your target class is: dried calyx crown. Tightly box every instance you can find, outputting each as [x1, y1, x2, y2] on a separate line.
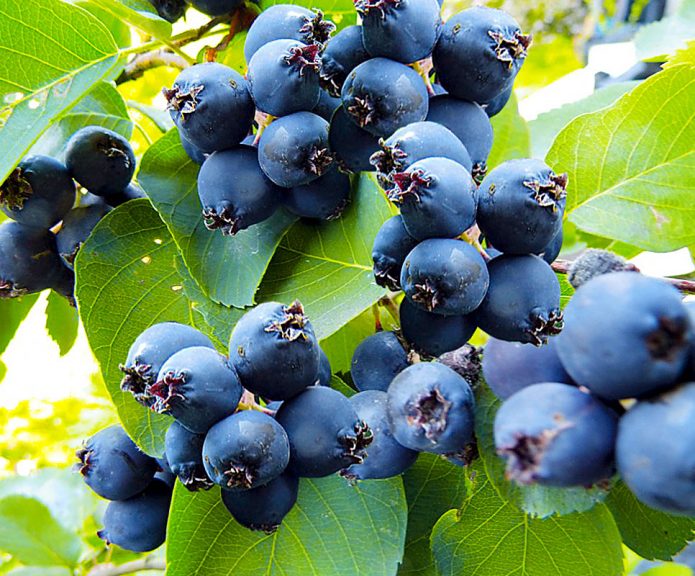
[179, 463, 214, 491]
[354, 0, 402, 18]
[412, 278, 441, 312]
[338, 420, 373, 464]
[99, 136, 132, 166]
[148, 371, 187, 414]
[222, 463, 256, 490]
[646, 317, 689, 361]
[526, 308, 564, 347]
[74, 445, 93, 475]
[202, 205, 241, 236]
[284, 44, 321, 76]
[306, 145, 334, 176]
[119, 362, 157, 408]
[347, 95, 375, 128]
[0, 166, 32, 211]
[370, 140, 408, 176]
[488, 29, 532, 68]
[0, 279, 27, 299]
[407, 388, 452, 441]
[499, 424, 568, 485]
[387, 169, 432, 204]
[299, 10, 335, 46]
[524, 171, 568, 211]
[265, 300, 311, 342]
[162, 84, 204, 120]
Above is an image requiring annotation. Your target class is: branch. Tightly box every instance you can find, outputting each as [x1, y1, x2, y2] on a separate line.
[551, 259, 695, 294]
[116, 50, 189, 84]
[87, 556, 165, 576]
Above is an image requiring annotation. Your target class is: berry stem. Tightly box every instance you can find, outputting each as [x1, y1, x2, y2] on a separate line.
[203, 7, 257, 62]
[253, 112, 275, 145]
[378, 294, 401, 325]
[237, 389, 276, 415]
[86, 555, 165, 575]
[411, 59, 436, 97]
[372, 303, 383, 332]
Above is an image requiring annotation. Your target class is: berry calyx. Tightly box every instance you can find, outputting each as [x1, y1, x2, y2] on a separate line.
[411, 278, 440, 312]
[354, 0, 401, 18]
[489, 30, 533, 67]
[0, 278, 26, 299]
[387, 169, 432, 204]
[299, 10, 335, 46]
[202, 206, 241, 236]
[265, 300, 311, 342]
[284, 44, 321, 76]
[406, 388, 452, 441]
[527, 308, 564, 347]
[222, 464, 256, 490]
[74, 446, 93, 476]
[307, 146, 334, 176]
[646, 317, 689, 361]
[119, 363, 155, 406]
[498, 427, 563, 485]
[347, 95, 376, 128]
[523, 171, 568, 211]
[148, 371, 187, 413]
[369, 140, 408, 175]
[163, 84, 204, 119]
[0, 167, 32, 211]
[472, 161, 488, 185]
[338, 420, 373, 465]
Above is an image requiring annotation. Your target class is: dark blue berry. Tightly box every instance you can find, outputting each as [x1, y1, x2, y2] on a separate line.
[320, 25, 370, 96]
[221, 472, 299, 533]
[164, 421, 213, 491]
[388, 157, 477, 241]
[244, 5, 335, 63]
[616, 382, 695, 516]
[148, 0, 187, 22]
[473, 254, 562, 346]
[386, 362, 475, 456]
[342, 390, 418, 480]
[485, 85, 513, 117]
[258, 112, 333, 188]
[75, 425, 158, 501]
[351, 331, 410, 392]
[120, 322, 214, 407]
[0, 222, 65, 298]
[180, 130, 207, 165]
[203, 411, 290, 491]
[151, 346, 243, 434]
[357, 0, 442, 64]
[557, 272, 690, 400]
[189, 0, 242, 16]
[540, 228, 563, 264]
[317, 348, 332, 386]
[477, 159, 567, 255]
[248, 40, 322, 117]
[0, 156, 75, 228]
[400, 298, 476, 357]
[104, 182, 147, 207]
[341, 58, 428, 138]
[165, 63, 255, 154]
[56, 201, 112, 269]
[229, 301, 320, 401]
[275, 387, 373, 477]
[197, 146, 281, 235]
[425, 96, 493, 182]
[328, 106, 380, 173]
[482, 337, 572, 399]
[283, 166, 350, 221]
[372, 215, 418, 290]
[686, 301, 695, 378]
[433, 7, 530, 104]
[494, 383, 618, 487]
[98, 478, 171, 552]
[401, 239, 489, 316]
[313, 89, 341, 121]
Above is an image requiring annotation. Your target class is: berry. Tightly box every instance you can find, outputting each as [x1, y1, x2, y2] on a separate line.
[357, 0, 442, 64]
[485, 85, 513, 117]
[75, 425, 158, 501]
[197, 146, 281, 235]
[188, 0, 243, 16]
[387, 157, 477, 241]
[556, 272, 691, 400]
[65, 127, 136, 196]
[148, 0, 187, 22]
[0, 155, 75, 228]
[686, 301, 695, 378]
[151, 346, 243, 434]
[203, 411, 290, 490]
[0, 222, 65, 298]
[433, 7, 531, 104]
[120, 322, 214, 407]
[370, 121, 472, 184]
[386, 362, 475, 456]
[320, 25, 370, 96]
[283, 167, 351, 221]
[165, 63, 255, 154]
[438, 343, 482, 384]
[244, 5, 335, 63]
[482, 337, 572, 399]
[401, 239, 489, 316]
[56, 201, 112, 269]
[371, 215, 418, 290]
[540, 228, 563, 264]
[616, 382, 695, 516]
[341, 58, 429, 138]
[494, 383, 618, 487]
[258, 112, 333, 188]
[313, 89, 342, 121]
[104, 182, 147, 207]
[221, 472, 299, 533]
[351, 331, 410, 392]
[98, 478, 171, 552]
[248, 40, 322, 117]
[317, 348, 332, 386]
[328, 106, 380, 173]
[400, 298, 476, 357]
[425, 96, 494, 182]
[473, 254, 562, 346]
[342, 390, 418, 480]
[180, 130, 207, 165]
[477, 159, 567, 255]
[164, 421, 213, 491]
[567, 249, 637, 289]
[229, 301, 320, 401]
[275, 387, 373, 477]
[51, 263, 76, 304]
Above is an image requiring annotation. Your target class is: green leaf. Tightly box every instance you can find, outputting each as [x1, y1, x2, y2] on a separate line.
[45, 292, 79, 356]
[139, 129, 297, 308]
[529, 82, 639, 159]
[0, 0, 120, 183]
[75, 0, 132, 48]
[399, 454, 468, 576]
[430, 464, 624, 576]
[167, 477, 407, 576]
[30, 82, 133, 159]
[127, 99, 174, 133]
[84, 0, 172, 40]
[547, 61, 695, 252]
[329, 374, 355, 397]
[558, 273, 574, 308]
[0, 495, 83, 567]
[641, 565, 693, 576]
[75, 199, 195, 455]
[475, 385, 608, 517]
[487, 92, 531, 170]
[606, 480, 695, 561]
[635, 2, 695, 61]
[258, 174, 394, 339]
[0, 294, 38, 355]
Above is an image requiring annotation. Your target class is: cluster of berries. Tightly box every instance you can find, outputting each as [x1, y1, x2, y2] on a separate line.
[148, 0, 254, 22]
[0, 127, 143, 303]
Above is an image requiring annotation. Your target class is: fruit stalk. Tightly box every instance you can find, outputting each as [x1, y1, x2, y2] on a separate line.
[86, 555, 165, 575]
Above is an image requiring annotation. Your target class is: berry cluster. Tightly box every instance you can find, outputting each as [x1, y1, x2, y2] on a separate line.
[0, 127, 143, 303]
